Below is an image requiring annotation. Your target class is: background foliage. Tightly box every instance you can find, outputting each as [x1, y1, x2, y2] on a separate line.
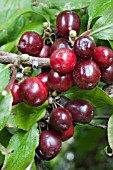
[0, 0, 113, 169]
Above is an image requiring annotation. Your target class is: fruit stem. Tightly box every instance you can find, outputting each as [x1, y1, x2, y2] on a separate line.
[2, 65, 17, 95]
[80, 29, 91, 37]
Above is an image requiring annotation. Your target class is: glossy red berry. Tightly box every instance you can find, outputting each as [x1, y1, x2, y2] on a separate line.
[20, 77, 48, 106]
[10, 81, 22, 105]
[36, 147, 55, 160]
[65, 100, 94, 124]
[51, 38, 70, 53]
[73, 60, 101, 90]
[50, 107, 73, 132]
[74, 36, 96, 59]
[38, 130, 62, 158]
[59, 125, 74, 141]
[101, 63, 113, 84]
[93, 46, 113, 68]
[36, 72, 48, 88]
[39, 44, 51, 58]
[18, 31, 43, 56]
[50, 48, 77, 74]
[47, 69, 73, 92]
[56, 10, 80, 36]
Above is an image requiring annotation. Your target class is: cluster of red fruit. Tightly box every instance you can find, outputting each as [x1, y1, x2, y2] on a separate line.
[10, 10, 113, 160]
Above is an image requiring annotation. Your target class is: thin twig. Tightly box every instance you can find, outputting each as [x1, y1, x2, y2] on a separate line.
[0, 51, 50, 68]
[89, 122, 107, 129]
[94, 116, 110, 119]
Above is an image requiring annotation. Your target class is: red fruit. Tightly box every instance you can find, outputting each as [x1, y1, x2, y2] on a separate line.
[10, 81, 22, 105]
[50, 107, 73, 132]
[59, 125, 74, 141]
[18, 31, 43, 56]
[20, 77, 48, 106]
[65, 100, 94, 124]
[56, 10, 80, 36]
[38, 130, 62, 158]
[101, 63, 113, 84]
[47, 69, 73, 92]
[50, 48, 77, 74]
[36, 72, 48, 87]
[51, 38, 70, 53]
[74, 36, 96, 59]
[73, 60, 101, 90]
[39, 45, 51, 58]
[93, 46, 113, 68]
[36, 147, 55, 160]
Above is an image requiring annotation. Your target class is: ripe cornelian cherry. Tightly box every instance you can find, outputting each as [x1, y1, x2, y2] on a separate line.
[93, 46, 113, 68]
[74, 36, 96, 59]
[10, 81, 22, 105]
[56, 10, 80, 36]
[73, 60, 101, 90]
[50, 48, 77, 74]
[20, 77, 48, 107]
[47, 69, 73, 92]
[65, 99, 94, 124]
[38, 130, 62, 158]
[50, 107, 73, 132]
[18, 31, 43, 56]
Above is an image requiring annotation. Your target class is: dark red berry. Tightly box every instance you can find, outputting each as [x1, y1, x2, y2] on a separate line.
[93, 46, 113, 68]
[65, 100, 94, 124]
[50, 107, 73, 132]
[10, 81, 22, 105]
[73, 60, 101, 90]
[56, 10, 80, 36]
[36, 72, 48, 88]
[59, 125, 74, 141]
[50, 48, 77, 74]
[20, 77, 48, 106]
[48, 69, 73, 92]
[74, 36, 96, 59]
[39, 44, 51, 58]
[101, 63, 113, 84]
[18, 31, 43, 56]
[38, 130, 62, 158]
[51, 38, 70, 53]
[36, 147, 54, 160]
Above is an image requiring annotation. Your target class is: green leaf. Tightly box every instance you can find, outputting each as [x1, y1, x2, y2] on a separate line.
[0, 41, 17, 52]
[35, 0, 90, 10]
[88, 0, 111, 25]
[7, 101, 48, 131]
[90, 1, 113, 40]
[0, 64, 10, 92]
[63, 86, 113, 107]
[2, 123, 39, 170]
[1, 21, 44, 53]
[0, 0, 32, 25]
[109, 41, 113, 49]
[0, 91, 13, 131]
[0, 129, 12, 166]
[107, 115, 113, 154]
